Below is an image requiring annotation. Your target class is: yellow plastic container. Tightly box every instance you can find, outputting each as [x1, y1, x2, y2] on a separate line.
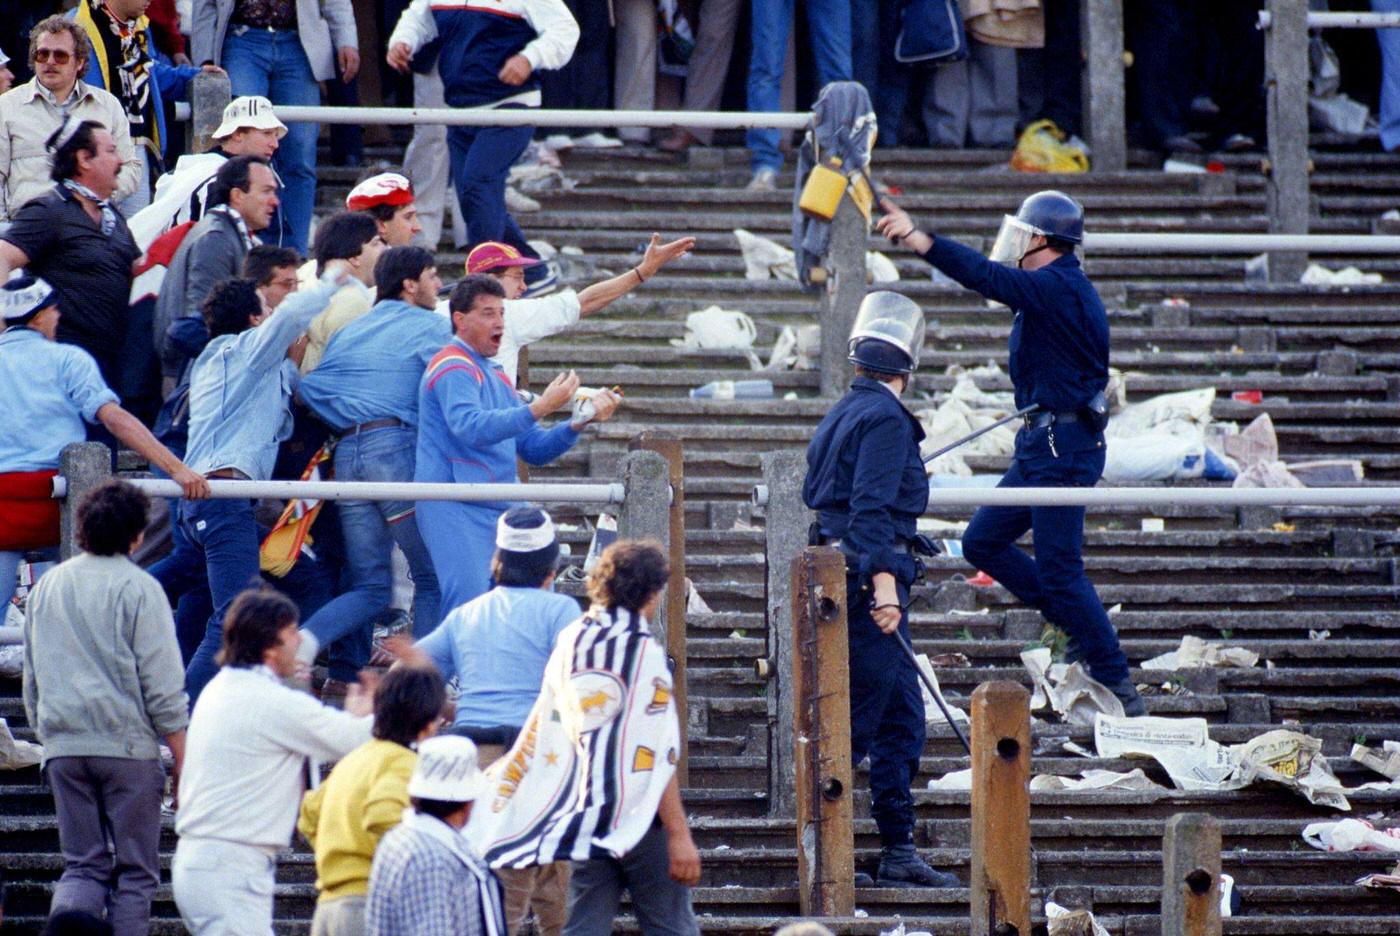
[799, 157, 849, 221]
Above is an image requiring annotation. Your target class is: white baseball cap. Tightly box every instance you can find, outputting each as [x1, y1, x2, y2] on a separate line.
[2, 275, 57, 324]
[211, 96, 288, 141]
[408, 736, 489, 802]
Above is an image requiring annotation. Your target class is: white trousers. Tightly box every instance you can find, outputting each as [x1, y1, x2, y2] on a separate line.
[172, 837, 278, 936]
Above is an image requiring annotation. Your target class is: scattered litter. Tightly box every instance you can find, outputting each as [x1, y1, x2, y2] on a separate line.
[1023, 647, 1125, 727]
[1061, 740, 1096, 758]
[1231, 390, 1263, 404]
[1140, 518, 1165, 533]
[0, 644, 21, 679]
[1288, 459, 1365, 486]
[1352, 741, 1400, 780]
[1309, 629, 1331, 641]
[1272, 522, 1296, 533]
[915, 654, 970, 726]
[866, 251, 900, 283]
[1104, 388, 1236, 483]
[503, 185, 541, 213]
[0, 718, 41, 770]
[1304, 819, 1400, 853]
[733, 229, 798, 280]
[1227, 413, 1301, 489]
[966, 571, 996, 587]
[1220, 873, 1237, 917]
[542, 132, 623, 150]
[1031, 768, 1166, 793]
[1140, 635, 1259, 671]
[1163, 159, 1207, 174]
[582, 515, 618, 573]
[1300, 263, 1383, 286]
[685, 578, 712, 615]
[508, 161, 578, 196]
[1045, 901, 1111, 936]
[713, 843, 730, 851]
[926, 768, 972, 791]
[1096, 715, 1355, 810]
[689, 379, 773, 400]
[853, 909, 868, 918]
[927, 652, 972, 668]
[1356, 867, 1400, 891]
[671, 307, 762, 368]
[1009, 120, 1089, 173]
[764, 324, 821, 371]
[915, 366, 1018, 476]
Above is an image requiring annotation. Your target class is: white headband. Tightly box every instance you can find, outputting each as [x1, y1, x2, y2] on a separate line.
[2, 276, 57, 323]
[496, 511, 556, 552]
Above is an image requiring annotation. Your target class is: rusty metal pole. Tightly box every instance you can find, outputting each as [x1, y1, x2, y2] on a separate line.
[970, 681, 1032, 936]
[1161, 813, 1222, 936]
[630, 432, 687, 785]
[791, 546, 854, 917]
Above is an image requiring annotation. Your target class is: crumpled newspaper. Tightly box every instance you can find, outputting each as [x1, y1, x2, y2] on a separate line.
[915, 653, 969, 727]
[1030, 768, 1166, 793]
[1227, 413, 1303, 489]
[1022, 647, 1125, 727]
[669, 306, 762, 369]
[1045, 901, 1110, 936]
[1352, 741, 1400, 780]
[1356, 866, 1400, 891]
[0, 718, 41, 770]
[1304, 818, 1400, 853]
[1140, 635, 1259, 671]
[1095, 714, 1355, 810]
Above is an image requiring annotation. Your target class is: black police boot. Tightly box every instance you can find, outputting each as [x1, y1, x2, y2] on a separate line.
[876, 844, 959, 888]
[1101, 676, 1147, 717]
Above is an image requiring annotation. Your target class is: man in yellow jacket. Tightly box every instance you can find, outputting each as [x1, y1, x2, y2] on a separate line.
[298, 664, 447, 936]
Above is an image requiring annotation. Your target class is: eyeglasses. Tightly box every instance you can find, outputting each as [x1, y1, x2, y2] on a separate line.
[34, 49, 73, 64]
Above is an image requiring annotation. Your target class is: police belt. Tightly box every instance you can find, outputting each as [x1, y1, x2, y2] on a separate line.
[821, 538, 910, 558]
[1024, 409, 1082, 430]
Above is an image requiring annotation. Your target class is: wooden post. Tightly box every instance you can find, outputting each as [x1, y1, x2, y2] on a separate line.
[59, 443, 113, 561]
[818, 194, 868, 398]
[630, 433, 687, 785]
[970, 681, 1032, 936]
[190, 70, 232, 155]
[1082, 0, 1127, 172]
[792, 546, 854, 917]
[1264, 0, 1311, 281]
[762, 450, 812, 818]
[1161, 813, 1222, 936]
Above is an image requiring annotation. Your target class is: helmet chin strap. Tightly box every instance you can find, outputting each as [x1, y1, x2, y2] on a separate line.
[1017, 243, 1054, 269]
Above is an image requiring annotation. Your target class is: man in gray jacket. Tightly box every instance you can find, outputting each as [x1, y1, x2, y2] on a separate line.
[156, 155, 279, 382]
[22, 479, 189, 936]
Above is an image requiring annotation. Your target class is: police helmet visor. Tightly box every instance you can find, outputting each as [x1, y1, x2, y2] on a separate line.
[847, 292, 926, 368]
[988, 215, 1043, 266]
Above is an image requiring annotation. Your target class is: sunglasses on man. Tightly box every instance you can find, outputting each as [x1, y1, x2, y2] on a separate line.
[35, 49, 73, 64]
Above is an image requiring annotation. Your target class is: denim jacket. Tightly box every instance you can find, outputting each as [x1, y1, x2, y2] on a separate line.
[184, 278, 340, 480]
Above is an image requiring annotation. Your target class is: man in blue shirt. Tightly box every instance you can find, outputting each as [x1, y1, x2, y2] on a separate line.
[878, 191, 1145, 717]
[803, 291, 957, 889]
[160, 267, 345, 705]
[295, 246, 449, 672]
[414, 275, 618, 616]
[0, 275, 207, 606]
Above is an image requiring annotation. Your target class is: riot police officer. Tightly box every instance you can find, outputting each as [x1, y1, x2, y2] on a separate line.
[802, 291, 959, 888]
[877, 191, 1146, 717]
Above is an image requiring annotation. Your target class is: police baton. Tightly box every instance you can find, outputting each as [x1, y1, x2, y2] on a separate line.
[921, 404, 1040, 465]
[890, 628, 972, 756]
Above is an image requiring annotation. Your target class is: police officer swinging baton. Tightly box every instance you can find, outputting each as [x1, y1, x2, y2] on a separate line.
[922, 404, 1040, 465]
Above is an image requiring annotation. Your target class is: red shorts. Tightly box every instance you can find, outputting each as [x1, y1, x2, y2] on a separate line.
[0, 470, 61, 551]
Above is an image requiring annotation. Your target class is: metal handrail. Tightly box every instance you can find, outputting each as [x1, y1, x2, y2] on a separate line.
[1259, 11, 1400, 29]
[52, 477, 626, 504]
[268, 105, 811, 130]
[1083, 233, 1400, 253]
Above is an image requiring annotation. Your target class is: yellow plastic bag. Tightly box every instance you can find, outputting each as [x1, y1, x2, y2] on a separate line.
[1010, 119, 1089, 174]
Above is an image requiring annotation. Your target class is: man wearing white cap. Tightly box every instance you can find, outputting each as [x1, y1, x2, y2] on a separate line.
[411, 505, 577, 935]
[366, 735, 507, 936]
[0, 275, 207, 607]
[294, 171, 422, 295]
[128, 94, 287, 251]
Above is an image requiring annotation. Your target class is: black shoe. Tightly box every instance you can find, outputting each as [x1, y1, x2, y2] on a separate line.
[854, 871, 875, 887]
[1101, 676, 1147, 716]
[876, 845, 959, 888]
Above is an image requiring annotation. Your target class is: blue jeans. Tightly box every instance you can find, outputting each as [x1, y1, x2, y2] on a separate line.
[1377, 0, 1400, 151]
[745, 0, 853, 172]
[447, 110, 540, 264]
[173, 498, 262, 705]
[961, 447, 1129, 685]
[222, 27, 320, 253]
[301, 427, 441, 671]
[149, 506, 214, 664]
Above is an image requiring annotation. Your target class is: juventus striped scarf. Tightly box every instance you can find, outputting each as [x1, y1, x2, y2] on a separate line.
[467, 605, 680, 866]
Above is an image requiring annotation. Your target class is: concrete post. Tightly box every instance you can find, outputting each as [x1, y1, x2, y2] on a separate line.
[1264, 0, 1311, 281]
[818, 194, 869, 398]
[629, 433, 688, 786]
[762, 450, 813, 818]
[1161, 813, 1222, 936]
[190, 71, 233, 155]
[1082, 0, 1127, 172]
[619, 449, 672, 643]
[792, 546, 855, 917]
[970, 681, 1032, 936]
[59, 443, 113, 560]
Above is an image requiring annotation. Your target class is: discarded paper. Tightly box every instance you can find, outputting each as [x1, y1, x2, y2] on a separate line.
[926, 768, 972, 791]
[1045, 901, 1110, 936]
[0, 718, 41, 770]
[1352, 741, 1400, 781]
[1304, 818, 1400, 853]
[1023, 647, 1125, 727]
[669, 306, 762, 368]
[1030, 768, 1166, 793]
[915, 654, 970, 726]
[1140, 635, 1259, 671]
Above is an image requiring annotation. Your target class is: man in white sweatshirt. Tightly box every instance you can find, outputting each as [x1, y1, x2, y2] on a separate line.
[172, 588, 374, 935]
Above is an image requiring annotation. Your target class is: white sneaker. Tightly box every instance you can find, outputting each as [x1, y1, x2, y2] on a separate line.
[745, 168, 778, 192]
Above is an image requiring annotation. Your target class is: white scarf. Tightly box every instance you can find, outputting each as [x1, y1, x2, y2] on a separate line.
[467, 605, 679, 866]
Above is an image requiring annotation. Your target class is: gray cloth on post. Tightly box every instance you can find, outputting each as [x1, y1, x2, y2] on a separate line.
[792, 81, 877, 285]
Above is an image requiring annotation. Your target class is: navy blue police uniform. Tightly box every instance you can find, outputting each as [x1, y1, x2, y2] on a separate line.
[917, 234, 1130, 687]
[803, 376, 929, 851]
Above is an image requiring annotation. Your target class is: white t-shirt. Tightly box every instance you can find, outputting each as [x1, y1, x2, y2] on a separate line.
[434, 288, 582, 386]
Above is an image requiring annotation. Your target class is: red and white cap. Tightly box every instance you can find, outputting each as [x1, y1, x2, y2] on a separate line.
[346, 172, 415, 211]
[465, 241, 541, 274]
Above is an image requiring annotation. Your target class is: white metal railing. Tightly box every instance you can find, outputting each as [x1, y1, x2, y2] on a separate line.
[52, 477, 626, 504]
[752, 485, 1400, 510]
[1083, 233, 1400, 254]
[268, 105, 811, 130]
[1259, 11, 1400, 29]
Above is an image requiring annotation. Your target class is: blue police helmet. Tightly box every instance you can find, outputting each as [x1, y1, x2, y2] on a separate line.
[1014, 190, 1084, 244]
[849, 337, 913, 375]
